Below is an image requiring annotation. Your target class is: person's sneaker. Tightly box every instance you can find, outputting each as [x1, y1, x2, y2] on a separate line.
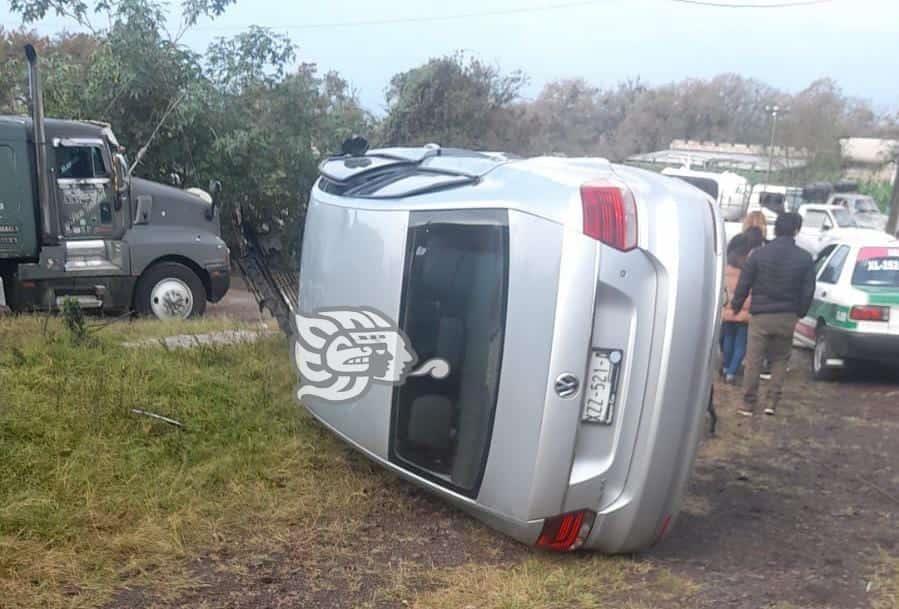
[764, 407, 776, 416]
[725, 373, 736, 384]
[737, 407, 754, 417]
[760, 372, 772, 381]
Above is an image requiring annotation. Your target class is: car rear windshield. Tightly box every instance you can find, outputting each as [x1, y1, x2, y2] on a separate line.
[853, 198, 879, 213]
[852, 247, 899, 287]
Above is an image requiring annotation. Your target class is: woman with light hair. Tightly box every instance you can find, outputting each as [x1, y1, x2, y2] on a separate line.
[728, 210, 768, 254]
[742, 211, 767, 237]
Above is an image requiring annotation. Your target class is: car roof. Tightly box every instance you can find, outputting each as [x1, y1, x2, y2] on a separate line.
[830, 192, 871, 200]
[661, 166, 746, 184]
[831, 229, 899, 248]
[802, 204, 842, 211]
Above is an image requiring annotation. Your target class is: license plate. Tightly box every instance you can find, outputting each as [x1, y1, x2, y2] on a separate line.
[582, 349, 622, 425]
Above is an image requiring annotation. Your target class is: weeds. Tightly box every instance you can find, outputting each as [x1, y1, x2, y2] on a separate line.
[61, 297, 89, 345]
[0, 316, 372, 609]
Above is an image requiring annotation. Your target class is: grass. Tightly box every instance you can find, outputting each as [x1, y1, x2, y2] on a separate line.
[0, 314, 771, 609]
[405, 556, 698, 609]
[0, 315, 380, 608]
[873, 552, 898, 609]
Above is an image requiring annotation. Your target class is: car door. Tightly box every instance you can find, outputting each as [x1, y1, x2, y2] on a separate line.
[53, 138, 129, 275]
[814, 244, 851, 324]
[798, 209, 830, 254]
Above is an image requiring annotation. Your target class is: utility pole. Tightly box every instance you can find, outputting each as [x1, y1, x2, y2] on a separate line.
[764, 104, 788, 186]
[887, 156, 899, 236]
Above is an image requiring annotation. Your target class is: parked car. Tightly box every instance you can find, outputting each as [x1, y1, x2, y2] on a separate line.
[794, 231, 899, 380]
[796, 204, 867, 256]
[825, 193, 889, 232]
[661, 166, 749, 221]
[295, 144, 724, 553]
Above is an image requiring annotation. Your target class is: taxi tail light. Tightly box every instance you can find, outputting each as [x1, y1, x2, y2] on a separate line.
[536, 510, 596, 551]
[849, 305, 889, 322]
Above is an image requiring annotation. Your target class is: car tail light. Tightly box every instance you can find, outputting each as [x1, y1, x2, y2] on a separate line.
[580, 185, 638, 251]
[850, 305, 889, 322]
[536, 510, 595, 551]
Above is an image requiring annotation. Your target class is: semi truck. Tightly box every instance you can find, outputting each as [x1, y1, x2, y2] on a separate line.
[0, 45, 229, 319]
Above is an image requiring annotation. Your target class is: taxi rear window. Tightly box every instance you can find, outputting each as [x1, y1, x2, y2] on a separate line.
[852, 247, 899, 287]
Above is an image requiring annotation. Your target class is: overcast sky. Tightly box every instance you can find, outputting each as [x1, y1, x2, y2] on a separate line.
[2, 0, 898, 114]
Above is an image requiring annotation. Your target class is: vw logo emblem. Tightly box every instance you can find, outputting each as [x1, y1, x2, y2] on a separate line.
[554, 373, 580, 398]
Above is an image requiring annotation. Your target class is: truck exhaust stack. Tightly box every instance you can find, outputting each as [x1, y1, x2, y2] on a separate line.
[24, 44, 57, 245]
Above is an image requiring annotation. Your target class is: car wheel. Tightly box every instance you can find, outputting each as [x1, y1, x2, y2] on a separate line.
[135, 262, 206, 320]
[812, 327, 839, 381]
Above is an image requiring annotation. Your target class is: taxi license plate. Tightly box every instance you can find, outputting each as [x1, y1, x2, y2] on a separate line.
[582, 349, 622, 425]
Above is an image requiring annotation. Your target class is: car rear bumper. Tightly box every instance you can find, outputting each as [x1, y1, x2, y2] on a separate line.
[828, 327, 899, 362]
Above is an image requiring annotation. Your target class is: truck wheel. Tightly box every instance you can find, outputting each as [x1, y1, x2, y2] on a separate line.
[812, 327, 839, 381]
[135, 262, 206, 320]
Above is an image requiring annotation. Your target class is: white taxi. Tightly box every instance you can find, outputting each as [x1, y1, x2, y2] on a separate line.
[794, 231, 899, 380]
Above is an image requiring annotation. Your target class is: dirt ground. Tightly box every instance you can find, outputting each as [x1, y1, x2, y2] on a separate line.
[111, 282, 898, 608]
[206, 275, 271, 322]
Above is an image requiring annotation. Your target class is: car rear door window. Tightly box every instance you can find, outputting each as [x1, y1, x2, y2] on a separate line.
[814, 245, 837, 276]
[390, 210, 509, 498]
[819, 245, 849, 284]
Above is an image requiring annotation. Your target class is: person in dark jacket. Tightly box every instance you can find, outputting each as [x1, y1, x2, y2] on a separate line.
[731, 212, 816, 416]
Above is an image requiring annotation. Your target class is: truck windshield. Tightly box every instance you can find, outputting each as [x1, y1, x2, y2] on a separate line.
[852, 247, 899, 287]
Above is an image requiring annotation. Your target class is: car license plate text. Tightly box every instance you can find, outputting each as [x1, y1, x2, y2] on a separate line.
[583, 349, 621, 425]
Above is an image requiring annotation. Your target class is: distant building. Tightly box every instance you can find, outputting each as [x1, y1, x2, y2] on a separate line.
[627, 139, 808, 173]
[839, 137, 898, 184]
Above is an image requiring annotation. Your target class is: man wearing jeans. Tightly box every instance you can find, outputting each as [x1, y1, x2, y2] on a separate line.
[730, 213, 816, 416]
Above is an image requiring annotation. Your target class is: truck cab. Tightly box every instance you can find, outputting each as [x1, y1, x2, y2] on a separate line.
[0, 46, 229, 318]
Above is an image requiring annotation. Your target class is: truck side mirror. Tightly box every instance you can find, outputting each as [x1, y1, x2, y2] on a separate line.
[206, 179, 222, 220]
[112, 154, 129, 210]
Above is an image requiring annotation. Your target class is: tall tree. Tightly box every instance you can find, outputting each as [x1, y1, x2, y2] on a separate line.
[381, 53, 527, 149]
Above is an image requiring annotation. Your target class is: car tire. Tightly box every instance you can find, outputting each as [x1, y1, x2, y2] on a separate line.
[812, 326, 839, 381]
[135, 262, 207, 320]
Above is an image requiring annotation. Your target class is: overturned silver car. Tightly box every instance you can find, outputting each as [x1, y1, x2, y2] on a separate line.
[292, 145, 723, 552]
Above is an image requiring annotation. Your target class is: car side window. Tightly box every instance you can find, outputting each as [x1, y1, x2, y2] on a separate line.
[56, 146, 108, 179]
[802, 210, 826, 230]
[814, 245, 837, 276]
[819, 245, 850, 284]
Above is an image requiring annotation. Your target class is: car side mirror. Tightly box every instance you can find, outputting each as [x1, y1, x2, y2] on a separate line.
[206, 179, 222, 220]
[821, 224, 831, 232]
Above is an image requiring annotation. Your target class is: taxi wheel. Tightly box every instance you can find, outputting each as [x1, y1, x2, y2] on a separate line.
[812, 327, 839, 382]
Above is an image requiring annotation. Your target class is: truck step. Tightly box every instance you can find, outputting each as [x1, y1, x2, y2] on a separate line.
[55, 295, 103, 309]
